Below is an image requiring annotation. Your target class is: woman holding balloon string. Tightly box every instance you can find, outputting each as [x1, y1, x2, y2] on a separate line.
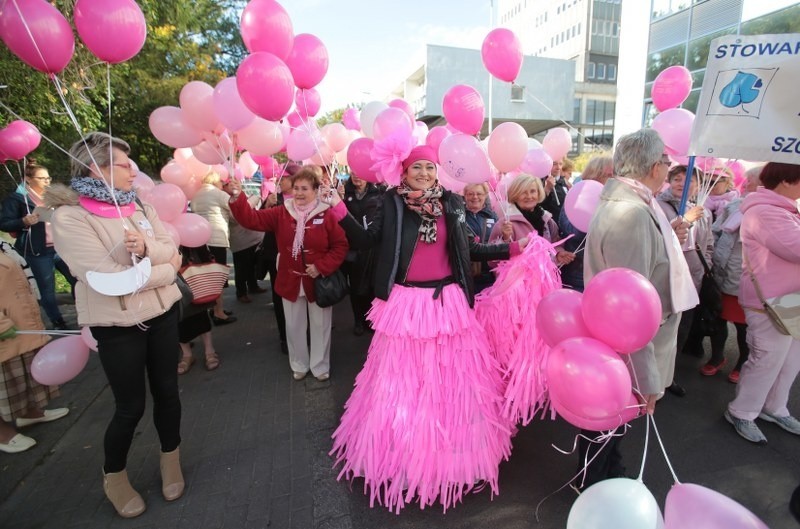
[46, 133, 185, 518]
[579, 128, 697, 490]
[320, 145, 529, 513]
[0, 241, 70, 454]
[489, 173, 575, 267]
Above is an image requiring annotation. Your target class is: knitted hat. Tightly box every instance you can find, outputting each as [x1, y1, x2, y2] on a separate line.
[402, 145, 438, 172]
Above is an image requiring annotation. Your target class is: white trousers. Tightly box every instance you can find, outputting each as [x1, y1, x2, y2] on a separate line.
[282, 290, 332, 377]
[728, 310, 800, 420]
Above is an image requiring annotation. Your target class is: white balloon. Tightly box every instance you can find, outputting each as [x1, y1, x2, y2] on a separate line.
[359, 101, 389, 139]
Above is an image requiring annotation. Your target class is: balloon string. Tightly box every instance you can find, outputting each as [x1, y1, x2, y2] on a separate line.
[520, 86, 597, 148]
[10, 0, 51, 74]
[638, 402, 650, 481]
[14, 330, 80, 336]
[648, 413, 681, 484]
[104, 64, 127, 226]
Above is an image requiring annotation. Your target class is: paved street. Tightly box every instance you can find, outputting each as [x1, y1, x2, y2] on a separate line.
[0, 286, 797, 529]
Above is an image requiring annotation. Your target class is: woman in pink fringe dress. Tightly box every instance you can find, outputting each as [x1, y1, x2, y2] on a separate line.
[321, 146, 527, 513]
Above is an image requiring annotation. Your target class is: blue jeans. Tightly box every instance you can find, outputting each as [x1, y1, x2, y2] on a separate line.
[26, 246, 65, 325]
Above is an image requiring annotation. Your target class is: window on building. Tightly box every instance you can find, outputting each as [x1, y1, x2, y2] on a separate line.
[612, 22, 619, 37]
[557, 6, 560, 13]
[587, 62, 596, 79]
[573, 98, 581, 123]
[597, 63, 606, 80]
[578, 22, 581, 34]
[511, 84, 525, 102]
[645, 43, 686, 83]
[608, 64, 617, 81]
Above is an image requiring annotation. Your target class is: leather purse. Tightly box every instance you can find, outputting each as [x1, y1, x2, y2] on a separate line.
[300, 248, 348, 308]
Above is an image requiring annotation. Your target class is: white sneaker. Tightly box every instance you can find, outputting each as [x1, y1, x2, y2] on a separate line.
[758, 412, 800, 435]
[725, 410, 767, 445]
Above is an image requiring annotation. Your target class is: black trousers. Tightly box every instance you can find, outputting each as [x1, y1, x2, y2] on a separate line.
[232, 244, 259, 297]
[92, 306, 181, 473]
[576, 430, 625, 489]
[266, 258, 287, 343]
[341, 261, 372, 327]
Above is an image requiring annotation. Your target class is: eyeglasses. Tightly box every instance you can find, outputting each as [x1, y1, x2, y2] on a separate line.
[30, 176, 52, 181]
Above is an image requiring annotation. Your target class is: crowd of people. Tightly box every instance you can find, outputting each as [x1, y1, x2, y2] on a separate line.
[0, 128, 798, 520]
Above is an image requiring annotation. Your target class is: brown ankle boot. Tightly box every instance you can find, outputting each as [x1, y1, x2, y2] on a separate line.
[103, 468, 145, 518]
[160, 447, 185, 501]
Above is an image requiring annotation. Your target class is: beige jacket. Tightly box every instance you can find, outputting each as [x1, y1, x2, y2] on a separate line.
[0, 252, 50, 363]
[46, 185, 181, 327]
[190, 184, 231, 248]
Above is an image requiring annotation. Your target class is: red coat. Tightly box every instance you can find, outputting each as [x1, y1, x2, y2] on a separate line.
[230, 194, 348, 303]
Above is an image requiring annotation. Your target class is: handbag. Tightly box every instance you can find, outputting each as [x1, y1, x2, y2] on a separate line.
[179, 262, 230, 305]
[695, 247, 724, 335]
[743, 252, 800, 339]
[300, 248, 348, 308]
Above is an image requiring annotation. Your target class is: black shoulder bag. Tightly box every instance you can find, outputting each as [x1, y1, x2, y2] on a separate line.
[300, 248, 348, 308]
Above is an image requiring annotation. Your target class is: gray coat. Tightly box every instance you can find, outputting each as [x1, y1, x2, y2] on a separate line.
[584, 179, 678, 396]
[710, 198, 743, 296]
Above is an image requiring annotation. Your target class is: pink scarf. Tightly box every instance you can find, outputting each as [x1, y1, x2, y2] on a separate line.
[616, 177, 699, 313]
[291, 199, 320, 260]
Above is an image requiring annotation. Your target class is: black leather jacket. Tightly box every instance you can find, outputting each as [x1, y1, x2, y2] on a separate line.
[338, 189, 512, 307]
[0, 191, 46, 258]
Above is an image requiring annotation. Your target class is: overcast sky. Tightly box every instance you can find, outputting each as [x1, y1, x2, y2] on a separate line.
[279, 0, 495, 114]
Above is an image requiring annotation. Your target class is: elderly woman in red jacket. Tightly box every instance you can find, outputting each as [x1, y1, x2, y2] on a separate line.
[227, 166, 348, 381]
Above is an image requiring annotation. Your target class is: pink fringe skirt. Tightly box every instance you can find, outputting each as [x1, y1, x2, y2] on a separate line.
[330, 283, 513, 513]
[475, 237, 562, 425]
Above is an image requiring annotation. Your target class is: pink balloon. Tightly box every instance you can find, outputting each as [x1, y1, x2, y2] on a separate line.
[160, 161, 190, 187]
[173, 148, 210, 178]
[582, 268, 662, 354]
[147, 183, 187, 223]
[238, 152, 258, 178]
[372, 107, 413, 142]
[308, 143, 335, 166]
[342, 108, 361, 131]
[520, 148, 553, 178]
[542, 128, 572, 161]
[412, 121, 429, 146]
[180, 176, 203, 200]
[285, 33, 329, 89]
[651, 108, 695, 156]
[6, 120, 40, 153]
[191, 141, 226, 165]
[728, 160, 746, 190]
[237, 118, 284, 156]
[239, 0, 294, 60]
[321, 123, 349, 152]
[651, 66, 693, 112]
[31, 335, 90, 385]
[74, 0, 146, 64]
[161, 221, 181, 247]
[438, 133, 492, 184]
[172, 213, 211, 248]
[286, 128, 318, 162]
[149, 107, 203, 148]
[481, 28, 523, 83]
[250, 154, 277, 168]
[488, 122, 528, 173]
[346, 137, 379, 183]
[438, 169, 467, 193]
[564, 180, 604, 232]
[388, 99, 415, 123]
[442, 85, 485, 136]
[212, 77, 255, 132]
[180, 81, 218, 132]
[554, 393, 641, 431]
[536, 289, 592, 348]
[80, 326, 98, 352]
[0, 0, 75, 74]
[665, 483, 769, 529]
[546, 337, 633, 421]
[359, 101, 388, 139]
[295, 88, 321, 118]
[0, 123, 35, 160]
[426, 126, 451, 154]
[212, 164, 229, 181]
[237, 52, 295, 121]
[132, 171, 155, 195]
[286, 111, 306, 130]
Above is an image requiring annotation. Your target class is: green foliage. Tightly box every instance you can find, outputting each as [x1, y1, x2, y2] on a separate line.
[0, 0, 247, 195]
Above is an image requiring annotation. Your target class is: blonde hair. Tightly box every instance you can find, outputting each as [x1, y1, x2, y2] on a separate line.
[581, 155, 613, 182]
[202, 171, 222, 186]
[463, 183, 489, 195]
[507, 173, 545, 205]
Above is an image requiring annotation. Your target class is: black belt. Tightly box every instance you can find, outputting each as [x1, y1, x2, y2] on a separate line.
[401, 276, 456, 301]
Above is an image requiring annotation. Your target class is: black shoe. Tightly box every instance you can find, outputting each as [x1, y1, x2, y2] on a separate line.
[353, 324, 365, 336]
[790, 484, 800, 523]
[280, 341, 288, 355]
[250, 286, 269, 294]
[667, 381, 686, 397]
[224, 309, 234, 316]
[211, 315, 237, 326]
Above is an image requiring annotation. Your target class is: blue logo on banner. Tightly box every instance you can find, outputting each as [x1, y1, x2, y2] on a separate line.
[719, 71, 763, 112]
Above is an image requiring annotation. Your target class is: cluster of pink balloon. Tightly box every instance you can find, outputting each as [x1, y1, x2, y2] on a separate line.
[0, 120, 40, 162]
[649, 66, 696, 158]
[536, 268, 663, 431]
[0, 0, 146, 75]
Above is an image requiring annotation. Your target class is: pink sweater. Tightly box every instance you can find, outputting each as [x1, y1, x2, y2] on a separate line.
[406, 216, 451, 281]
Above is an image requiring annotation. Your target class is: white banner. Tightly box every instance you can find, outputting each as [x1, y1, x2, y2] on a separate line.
[689, 33, 800, 164]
